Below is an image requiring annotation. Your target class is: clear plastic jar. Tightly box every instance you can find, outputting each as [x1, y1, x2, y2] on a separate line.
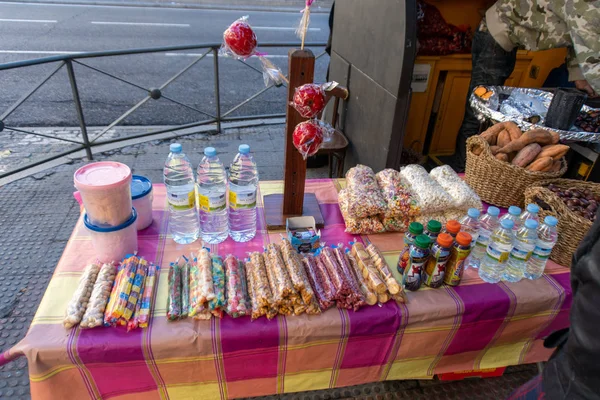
[84, 208, 138, 263]
[131, 175, 154, 230]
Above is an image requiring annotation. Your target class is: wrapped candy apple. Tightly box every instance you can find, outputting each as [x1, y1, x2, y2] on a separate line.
[221, 16, 257, 59]
[293, 120, 325, 159]
[291, 83, 326, 118]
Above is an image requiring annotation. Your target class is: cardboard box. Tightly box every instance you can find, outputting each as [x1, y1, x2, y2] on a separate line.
[287, 216, 321, 253]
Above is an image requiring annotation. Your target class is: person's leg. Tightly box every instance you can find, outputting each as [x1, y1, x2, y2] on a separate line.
[454, 23, 517, 171]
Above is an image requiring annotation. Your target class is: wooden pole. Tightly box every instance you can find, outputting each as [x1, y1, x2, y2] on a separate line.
[284, 49, 314, 215]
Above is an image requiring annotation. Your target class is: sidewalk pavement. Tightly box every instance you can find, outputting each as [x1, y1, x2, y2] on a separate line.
[0, 123, 537, 399]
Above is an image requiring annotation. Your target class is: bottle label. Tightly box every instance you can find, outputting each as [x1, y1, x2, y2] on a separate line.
[444, 246, 470, 286]
[423, 247, 450, 287]
[229, 190, 257, 210]
[475, 233, 490, 248]
[532, 245, 552, 260]
[197, 193, 226, 212]
[403, 247, 428, 291]
[486, 242, 510, 263]
[510, 244, 533, 262]
[167, 190, 195, 210]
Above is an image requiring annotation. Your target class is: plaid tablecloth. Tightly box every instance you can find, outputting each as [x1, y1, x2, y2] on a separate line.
[1, 179, 572, 399]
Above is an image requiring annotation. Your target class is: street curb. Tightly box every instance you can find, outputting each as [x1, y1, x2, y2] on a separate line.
[0, 0, 332, 13]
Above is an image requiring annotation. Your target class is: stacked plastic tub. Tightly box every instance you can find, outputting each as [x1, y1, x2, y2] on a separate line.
[74, 162, 153, 263]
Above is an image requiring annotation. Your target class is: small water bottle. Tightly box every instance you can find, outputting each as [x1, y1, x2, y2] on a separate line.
[525, 216, 558, 280]
[466, 206, 500, 269]
[479, 219, 514, 284]
[519, 204, 540, 227]
[229, 144, 259, 242]
[458, 208, 480, 247]
[163, 143, 200, 244]
[500, 206, 522, 231]
[502, 219, 539, 282]
[196, 147, 229, 244]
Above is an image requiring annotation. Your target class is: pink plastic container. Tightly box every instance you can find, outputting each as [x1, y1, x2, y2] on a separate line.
[74, 161, 132, 227]
[84, 209, 138, 263]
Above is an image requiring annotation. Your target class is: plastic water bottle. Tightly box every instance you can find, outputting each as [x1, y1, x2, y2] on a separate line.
[500, 206, 522, 231]
[502, 219, 539, 282]
[458, 208, 480, 247]
[229, 144, 259, 242]
[196, 147, 229, 244]
[479, 219, 514, 283]
[519, 204, 540, 226]
[466, 206, 500, 269]
[163, 143, 200, 244]
[525, 216, 558, 280]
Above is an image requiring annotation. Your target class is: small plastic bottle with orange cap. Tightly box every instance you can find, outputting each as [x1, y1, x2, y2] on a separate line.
[444, 220, 461, 239]
[443, 231, 473, 286]
[423, 233, 454, 288]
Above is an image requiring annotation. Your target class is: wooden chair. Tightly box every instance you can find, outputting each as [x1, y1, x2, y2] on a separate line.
[317, 85, 349, 178]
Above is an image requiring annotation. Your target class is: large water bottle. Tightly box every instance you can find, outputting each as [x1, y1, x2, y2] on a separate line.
[502, 219, 539, 282]
[458, 208, 480, 247]
[479, 219, 514, 283]
[196, 147, 229, 244]
[519, 204, 540, 227]
[500, 206, 522, 231]
[525, 216, 558, 280]
[163, 143, 200, 244]
[229, 144, 259, 242]
[466, 206, 500, 269]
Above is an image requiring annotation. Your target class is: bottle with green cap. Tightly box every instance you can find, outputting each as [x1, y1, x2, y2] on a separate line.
[403, 234, 430, 291]
[424, 220, 442, 246]
[397, 222, 423, 275]
[423, 233, 453, 288]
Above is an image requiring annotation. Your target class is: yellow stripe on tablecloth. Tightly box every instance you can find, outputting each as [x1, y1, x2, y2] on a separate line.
[284, 370, 332, 394]
[258, 181, 284, 197]
[387, 356, 436, 380]
[32, 276, 80, 326]
[30, 365, 76, 382]
[166, 381, 222, 400]
[478, 341, 528, 370]
[154, 355, 216, 365]
[152, 270, 169, 318]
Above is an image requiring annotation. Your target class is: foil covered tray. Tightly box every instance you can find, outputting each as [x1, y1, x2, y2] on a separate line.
[470, 86, 600, 143]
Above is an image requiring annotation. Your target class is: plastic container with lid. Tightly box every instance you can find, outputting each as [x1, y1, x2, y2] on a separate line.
[444, 220, 461, 238]
[131, 175, 154, 230]
[443, 231, 472, 286]
[74, 161, 132, 227]
[84, 208, 138, 263]
[423, 233, 453, 288]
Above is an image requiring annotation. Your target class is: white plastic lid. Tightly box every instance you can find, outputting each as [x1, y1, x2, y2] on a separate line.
[74, 161, 131, 190]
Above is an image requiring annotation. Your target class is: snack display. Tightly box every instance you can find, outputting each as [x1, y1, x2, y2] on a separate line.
[291, 83, 326, 119]
[430, 165, 482, 210]
[332, 246, 367, 310]
[375, 169, 419, 217]
[345, 251, 377, 306]
[400, 165, 454, 214]
[180, 258, 191, 318]
[224, 255, 249, 318]
[350, 242, 386, 294]
[292, 120, 324, 160]
[121, 259, 147, 323]
[248, 252, 276, 316]
[338, 189, 386, 234]
[138, 263, 159, 328]
[64, 263, 101, 329]
[167, 260, 182, 321]
[104, 255, 139, 325]
[209, 255, 226, 317]
[320, 247, 364, 310]
[303, 254, 336, 310]
[80, 263, 117, 328]
[344, 165, 387, 218]
[265, 244, 300, 315]
[279, 239, 320, 314]
[380, 215, 409, 232]
[364, 242, 402, 296]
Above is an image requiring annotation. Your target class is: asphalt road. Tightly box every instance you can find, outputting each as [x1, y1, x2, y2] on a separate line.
[0, 1, 330, 127]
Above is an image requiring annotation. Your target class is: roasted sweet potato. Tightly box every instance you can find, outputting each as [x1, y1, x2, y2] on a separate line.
[489, 145, 501, 155]
[512, 143, 542, 167]
[498, 129, 554, 153]
[497, 130, 511, 148]
[480, 123, 505, 146]
[504, 121, 523, 141]
[536, 144, 569, 161]
[495, 153, 509, 162]
[526, 156, 553, 172]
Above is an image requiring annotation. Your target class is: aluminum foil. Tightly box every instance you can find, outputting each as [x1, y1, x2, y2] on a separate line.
[470, 86, 600, 142]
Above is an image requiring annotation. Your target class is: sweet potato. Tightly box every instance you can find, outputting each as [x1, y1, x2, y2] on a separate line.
[550, 160, 562, 173]
[498, 129, 553, 153]
[495, 153, 509, 162]
[512, 143, 542, 167]
[480, 123, 505, 145]
[474, 86, 487, 97]
[497, 130, 511, 148]
[526, 156, 553, 172]
[549, 130, 560, 144]
[504, 121, 522, 141]
[489, 145, 500, 155]
[536, 144, 569, 161]
[473, 146, 483, 156]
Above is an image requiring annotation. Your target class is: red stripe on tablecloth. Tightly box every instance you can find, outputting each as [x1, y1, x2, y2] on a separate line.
[380, 301, 409, 380]
[428, 285, 464, 375]
[211, 318, 228, 400]
[67, 327, 100, 399]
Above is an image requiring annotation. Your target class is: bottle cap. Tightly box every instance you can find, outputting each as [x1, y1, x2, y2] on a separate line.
[408, 222, 424, 235]
[436, 233, 453, 248]
[239, 144, 250, 154]
[426, 220, 442, 233]
[487, 206, 500, 217]
[467, 208, 480, 219]
[526, 203, 540, 214]
[524, 219, 539, 229]
[501, 219, 514, 230]
[445, 220, 461, 234]
[508, 206, 521, 216]
[456, 231, 472, 246]
[544, 216, 558, 227]
[414, 235, 431, 249]
[170, 143, 182, 153]
[204, 147, 217, 157]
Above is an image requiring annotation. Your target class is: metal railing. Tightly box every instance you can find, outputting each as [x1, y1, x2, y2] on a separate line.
[0, 42, 326, 178]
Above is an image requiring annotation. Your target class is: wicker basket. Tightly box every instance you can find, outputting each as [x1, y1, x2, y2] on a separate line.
[524, 179, 600, 267]
[465, 135, 567, 208]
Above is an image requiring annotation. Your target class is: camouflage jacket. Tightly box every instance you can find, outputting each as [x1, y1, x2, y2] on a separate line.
[486, 0, 600, 92]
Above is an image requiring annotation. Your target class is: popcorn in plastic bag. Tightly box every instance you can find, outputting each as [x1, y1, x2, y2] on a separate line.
[338, 188, 385, 234]
[375, 169, 419, 217]
[81, 263, 117, 329]
[224, 255, 249, 318]
[344, 165, 387, 218]
[429, 165, 482, 210]
[209, 255, 226, 318]
[400, 164, 454, 214]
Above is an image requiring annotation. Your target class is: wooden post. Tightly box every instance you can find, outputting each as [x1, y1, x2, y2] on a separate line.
[264, 48, 324, 229]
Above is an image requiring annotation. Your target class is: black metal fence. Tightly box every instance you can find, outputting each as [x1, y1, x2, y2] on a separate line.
[0, 42, 326, 178]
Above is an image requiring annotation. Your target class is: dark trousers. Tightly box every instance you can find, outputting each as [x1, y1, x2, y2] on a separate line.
[455, 25, 517, 169]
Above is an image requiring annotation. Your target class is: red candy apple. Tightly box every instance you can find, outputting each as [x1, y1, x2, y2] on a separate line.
[292, 83, 326, 118]
[293, 120, 324, 159]
[223, 18, 257, 58]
